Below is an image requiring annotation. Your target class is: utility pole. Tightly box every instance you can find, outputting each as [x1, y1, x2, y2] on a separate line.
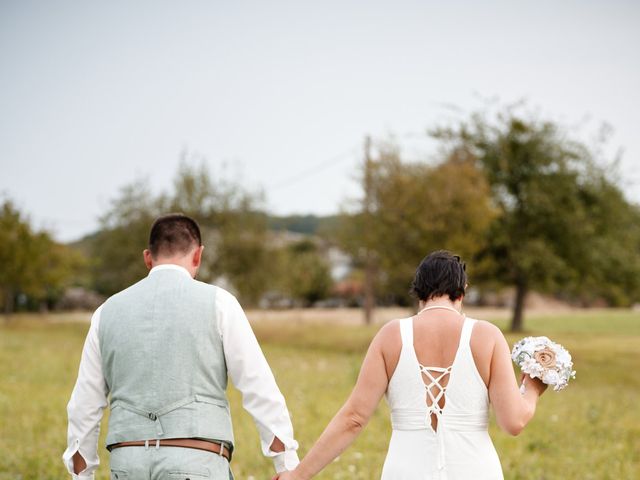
[363, 135, 375, 325]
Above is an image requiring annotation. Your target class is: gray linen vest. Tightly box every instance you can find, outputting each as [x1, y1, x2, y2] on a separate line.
[98, 267, 234, 451]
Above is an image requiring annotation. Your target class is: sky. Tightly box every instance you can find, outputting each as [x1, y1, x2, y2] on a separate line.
[1, 0, 639, 241]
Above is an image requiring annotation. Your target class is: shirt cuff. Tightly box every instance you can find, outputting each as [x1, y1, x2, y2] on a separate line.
[62, 442, 95, 480]
[273, 450, 300, 473]
[71, 474, 94, 480]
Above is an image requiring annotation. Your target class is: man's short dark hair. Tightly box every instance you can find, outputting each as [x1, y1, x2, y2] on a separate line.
[148, 213, 202, 259]
[410, 250, 467, 302]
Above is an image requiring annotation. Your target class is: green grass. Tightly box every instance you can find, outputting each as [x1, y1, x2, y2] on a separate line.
[1, 310, 638, 479]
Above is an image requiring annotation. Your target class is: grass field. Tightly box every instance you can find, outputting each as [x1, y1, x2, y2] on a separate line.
[1, 308, 639, 479]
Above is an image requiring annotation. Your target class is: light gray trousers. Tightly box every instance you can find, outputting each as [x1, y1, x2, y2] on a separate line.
[109, 446, 234, 480]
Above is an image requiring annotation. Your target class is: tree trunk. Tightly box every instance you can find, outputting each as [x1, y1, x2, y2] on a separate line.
[3, 288, 14, 322]
[363, 249, 375, 325]
[510, 281, 527, 332]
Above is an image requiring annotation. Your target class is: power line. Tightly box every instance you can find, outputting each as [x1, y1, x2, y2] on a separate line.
[266, 130, 435, 191]
[268, 146, 359, 190]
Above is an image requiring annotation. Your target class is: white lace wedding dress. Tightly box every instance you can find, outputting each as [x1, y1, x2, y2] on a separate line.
[381, 313, 504, 480]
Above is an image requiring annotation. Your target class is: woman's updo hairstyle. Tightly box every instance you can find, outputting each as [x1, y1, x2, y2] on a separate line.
[410, 250, 467, 302]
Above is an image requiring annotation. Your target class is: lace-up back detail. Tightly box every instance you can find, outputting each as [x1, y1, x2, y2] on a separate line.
[419, 364, 452, 432]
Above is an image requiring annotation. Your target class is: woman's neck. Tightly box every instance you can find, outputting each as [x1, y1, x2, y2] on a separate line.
[418, 296, 463, 314]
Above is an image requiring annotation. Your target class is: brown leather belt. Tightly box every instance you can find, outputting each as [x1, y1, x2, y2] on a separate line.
[108, 438, 231, 461]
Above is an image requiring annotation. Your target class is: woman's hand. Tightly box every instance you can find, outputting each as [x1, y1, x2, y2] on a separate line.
[521, 373, 548, 396]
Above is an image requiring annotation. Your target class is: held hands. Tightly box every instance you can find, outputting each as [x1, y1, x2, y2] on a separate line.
[271, 472, 294, 480]
[272, 469, 304, 480]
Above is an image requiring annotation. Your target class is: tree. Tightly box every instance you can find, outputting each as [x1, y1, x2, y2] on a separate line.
[90, 180, 162, 295]
[337, 142, 496, 308]
[170, 160, 272, 304]
[280, 239, 332, 306]
[0, 200, 33, 316]
[89, 158, 272, 305]
[0, 199, 83, 316]
[434, 107, 640, 331]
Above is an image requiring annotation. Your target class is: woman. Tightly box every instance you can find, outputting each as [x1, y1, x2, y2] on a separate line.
[276, 250, 547, 480]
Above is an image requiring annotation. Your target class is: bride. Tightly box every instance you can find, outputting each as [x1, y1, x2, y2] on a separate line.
[275, 250, 547, 480]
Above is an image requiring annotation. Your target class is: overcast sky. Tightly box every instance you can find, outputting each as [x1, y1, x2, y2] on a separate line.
[1, 0, 639, 241]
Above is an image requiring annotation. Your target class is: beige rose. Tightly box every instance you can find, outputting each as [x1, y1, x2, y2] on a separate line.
[534, 347, 556, 369]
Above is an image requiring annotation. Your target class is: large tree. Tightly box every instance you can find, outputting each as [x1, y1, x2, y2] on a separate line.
[0, 200, 33, 315]
[90, 180, 162, 295]
[337, 143, 496, 307]
[0, 199, 82, 316]
[89, 159, 272, 305]
[434, 108, 640, 330]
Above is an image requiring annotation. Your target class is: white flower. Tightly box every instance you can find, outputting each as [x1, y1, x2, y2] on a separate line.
[521, 357, 544, 377]
[542, 369, 560, 385]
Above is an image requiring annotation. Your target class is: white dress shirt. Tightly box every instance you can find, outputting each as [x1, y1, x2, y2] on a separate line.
[62, 264, 299, 478]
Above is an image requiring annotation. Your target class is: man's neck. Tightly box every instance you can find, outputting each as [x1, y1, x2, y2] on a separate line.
[150, 260, 195, 277]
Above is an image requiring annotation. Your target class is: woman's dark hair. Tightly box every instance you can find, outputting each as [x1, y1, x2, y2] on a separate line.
[410, 250, 467, 302]
[148, 213, 202, 258]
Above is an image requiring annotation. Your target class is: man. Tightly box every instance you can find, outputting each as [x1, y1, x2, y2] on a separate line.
[62, 213, 299, 479]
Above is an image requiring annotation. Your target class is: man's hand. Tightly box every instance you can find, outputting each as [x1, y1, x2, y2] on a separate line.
[271, 471, 299, 480]
[72, 451, 87, 474]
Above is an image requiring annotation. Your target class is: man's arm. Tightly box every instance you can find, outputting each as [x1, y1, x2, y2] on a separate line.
[62, 305, 109, 479]
[216, 289, 300, 473]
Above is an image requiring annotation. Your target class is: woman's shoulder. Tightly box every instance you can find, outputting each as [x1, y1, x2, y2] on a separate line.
[468, 318, 504, 352]
[377, 316, 417, 339]
[372, 317, 412, 352]
[468, 317, 503, 336]
[376, 317, 404, 340]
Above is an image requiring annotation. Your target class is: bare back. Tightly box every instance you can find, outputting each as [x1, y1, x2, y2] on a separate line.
[380, 310, 496, 388]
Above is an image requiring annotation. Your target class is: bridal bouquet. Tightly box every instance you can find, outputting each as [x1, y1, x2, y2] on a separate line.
[511, 336, 576, 391]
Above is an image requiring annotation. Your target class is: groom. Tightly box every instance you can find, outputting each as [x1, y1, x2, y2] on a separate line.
[63, 213, 299, 478]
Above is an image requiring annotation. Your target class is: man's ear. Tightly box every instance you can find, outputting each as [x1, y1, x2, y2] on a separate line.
[143, 249, 154, 270]
[192, 245, 204, 268]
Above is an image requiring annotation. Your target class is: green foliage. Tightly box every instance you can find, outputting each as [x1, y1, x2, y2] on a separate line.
[89, 180, 161, 295]
[212, 208, 272, 305]
[337, 144, 496, 304]
[433, 107, 640, 329]
[278, 240, 333, 306]
[0, 200, 33, 313]
[88, 158, 271, 305]
[0, 200, 84, 315]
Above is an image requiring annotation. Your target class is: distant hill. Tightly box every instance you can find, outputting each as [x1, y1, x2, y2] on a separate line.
[67, 230, 100, 253]
[267, 214, 340, 236]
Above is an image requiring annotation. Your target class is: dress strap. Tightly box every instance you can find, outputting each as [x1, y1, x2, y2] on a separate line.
[458, 317, 476, 348]
[399, 317, 414, 348]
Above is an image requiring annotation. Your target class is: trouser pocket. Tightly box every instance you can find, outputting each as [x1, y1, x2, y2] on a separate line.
[168, 472, 209, 480]
[110, 470, 128, 480]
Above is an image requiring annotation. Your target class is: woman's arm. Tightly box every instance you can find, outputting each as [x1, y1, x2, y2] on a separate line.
[276, 325, 393, 480]
[487, 325, 547, 436]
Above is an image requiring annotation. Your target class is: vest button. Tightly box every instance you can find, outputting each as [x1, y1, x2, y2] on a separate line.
[148, 413, 157, 420]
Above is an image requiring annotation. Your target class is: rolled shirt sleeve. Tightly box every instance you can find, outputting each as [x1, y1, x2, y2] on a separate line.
[62, 305, 109, 478]
[216, 288, 300, 472]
